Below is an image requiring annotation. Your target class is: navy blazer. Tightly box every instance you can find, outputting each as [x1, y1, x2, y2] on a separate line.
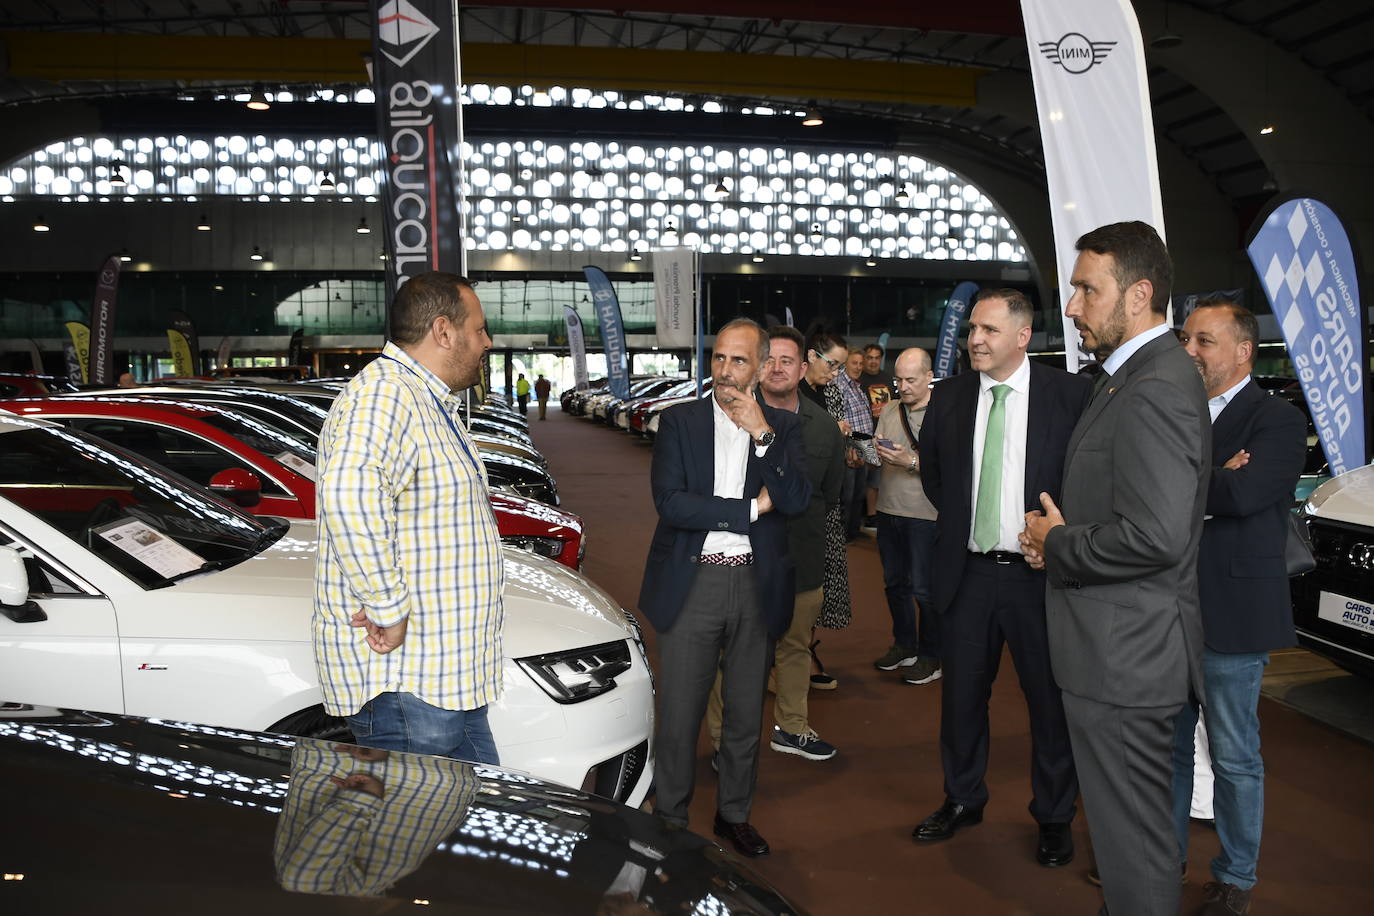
[919, 360, 1092, 614]
[1200, 380, 1308, 653]
[638, 396, 811, 640]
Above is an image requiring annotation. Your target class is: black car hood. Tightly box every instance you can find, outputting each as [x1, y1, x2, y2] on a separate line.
[0, 707, 801, 915]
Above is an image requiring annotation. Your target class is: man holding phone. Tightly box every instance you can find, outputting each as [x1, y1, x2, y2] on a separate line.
[871, 348, 941, 681]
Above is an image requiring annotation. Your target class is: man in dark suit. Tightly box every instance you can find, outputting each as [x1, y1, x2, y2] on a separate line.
[1171, 301, 1306, 916]
[1023, 221, 1209, 916]
[912, 289, 1090, 868]
[638, 317, 810, 858]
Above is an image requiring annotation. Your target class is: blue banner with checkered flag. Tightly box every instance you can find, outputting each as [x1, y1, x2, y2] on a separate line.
[1247, 197, 1367, 475]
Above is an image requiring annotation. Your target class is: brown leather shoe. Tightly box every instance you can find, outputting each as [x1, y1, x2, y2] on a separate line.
[1200, 881, 1252, 915]
[713, 814, 770, 858]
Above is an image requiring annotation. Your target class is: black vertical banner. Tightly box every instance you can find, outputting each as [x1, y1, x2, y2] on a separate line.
[370, 0, 468, 340]
[287, 329, 305, 366]
[90, 254, 122, 386]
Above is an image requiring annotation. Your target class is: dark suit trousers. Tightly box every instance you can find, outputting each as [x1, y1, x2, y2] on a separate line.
[1063, 692, 1185, 916]
[940, 554, 1077, 823]
[654, 564, 773, 827]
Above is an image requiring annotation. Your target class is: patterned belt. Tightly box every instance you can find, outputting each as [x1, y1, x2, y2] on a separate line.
[699, 552, 754, 567]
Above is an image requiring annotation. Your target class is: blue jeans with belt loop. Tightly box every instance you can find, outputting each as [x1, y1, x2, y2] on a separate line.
[347, 691, 500, 765]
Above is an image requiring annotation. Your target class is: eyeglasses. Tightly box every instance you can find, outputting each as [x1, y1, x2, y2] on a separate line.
[810, 349, 842, 371]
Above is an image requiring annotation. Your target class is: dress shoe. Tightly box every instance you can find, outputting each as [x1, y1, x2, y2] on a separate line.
[1036, 822, 1074, 867]
[713, 814, 770, 858]
[1200, 880, 1252, 915]
[912, 801, 983, 842]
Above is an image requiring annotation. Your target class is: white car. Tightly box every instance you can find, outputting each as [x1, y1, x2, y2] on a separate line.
[1294, 465, 1374, 680]
[0, 414, 653, 805]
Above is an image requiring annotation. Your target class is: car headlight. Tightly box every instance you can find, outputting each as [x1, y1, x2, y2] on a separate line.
[516, 640, 632, 704]
[501, 534, 565, 560]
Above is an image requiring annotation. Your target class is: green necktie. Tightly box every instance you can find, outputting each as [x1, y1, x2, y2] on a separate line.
[973, 384, 1011, 553]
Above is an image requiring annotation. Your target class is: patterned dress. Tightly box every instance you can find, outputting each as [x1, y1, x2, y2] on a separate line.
[817, 380, 853, 630]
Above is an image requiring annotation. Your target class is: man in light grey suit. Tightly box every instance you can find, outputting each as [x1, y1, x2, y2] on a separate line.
[1023, 221, 1208, 916]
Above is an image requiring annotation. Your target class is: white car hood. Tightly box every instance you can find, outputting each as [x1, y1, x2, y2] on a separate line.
[1306, 464, 1374, 527]
[123, 519, 632, 654]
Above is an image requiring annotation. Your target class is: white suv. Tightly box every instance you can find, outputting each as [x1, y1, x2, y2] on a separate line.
[0, 414, 653, 804]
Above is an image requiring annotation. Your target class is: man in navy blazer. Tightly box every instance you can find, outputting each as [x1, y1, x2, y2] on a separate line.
[1171, 301, 1306, 915]
[638, 317, 810, 858]
[914, 289, 1090, 867]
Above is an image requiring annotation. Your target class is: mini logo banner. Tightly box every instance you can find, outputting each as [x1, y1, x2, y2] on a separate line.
[167, 310, 200, 376]
[1247, 196, 1367, 475]
[564, 306, 589, 392]
[89, 254, 123, 385]
[1037, 34, 1117, 74]
[652, 247, 695, 349]
[216, 336, 234, 370]
[1021, 0, 1164, 373]
[583, 266, 631, 400]
[935, 281, 980, 378]
[64, 321, 90, 384]
[371, 0, 468, 331]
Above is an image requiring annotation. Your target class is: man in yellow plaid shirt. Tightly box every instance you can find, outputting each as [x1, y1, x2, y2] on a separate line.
[314, 271, 504, 764]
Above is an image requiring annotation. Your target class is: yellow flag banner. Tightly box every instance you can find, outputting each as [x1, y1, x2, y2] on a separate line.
[168, 329, 195, 377]
[64, 321, 91, 384]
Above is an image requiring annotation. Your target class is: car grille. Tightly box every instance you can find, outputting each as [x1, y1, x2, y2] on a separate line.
[1291, 516, 1374, 661]
[583, 739, 650, 804]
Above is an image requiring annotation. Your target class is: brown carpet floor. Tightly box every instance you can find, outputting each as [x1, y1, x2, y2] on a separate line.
[529, 405, 1374, 916]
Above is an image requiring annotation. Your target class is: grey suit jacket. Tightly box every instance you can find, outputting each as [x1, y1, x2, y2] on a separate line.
[1044, 331, 1209, 708]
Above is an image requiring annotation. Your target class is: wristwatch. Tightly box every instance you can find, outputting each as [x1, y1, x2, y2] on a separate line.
[753, 428, 777, 448]
[908, 455, 919, 473]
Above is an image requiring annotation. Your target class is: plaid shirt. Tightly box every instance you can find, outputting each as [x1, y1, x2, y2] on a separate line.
[274, 738, 478, 896]
[834, 373, 875, 435]
[313, 341, 505, 717]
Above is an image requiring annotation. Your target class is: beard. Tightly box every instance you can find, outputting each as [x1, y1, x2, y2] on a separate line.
[1081, 294, 1129, 359]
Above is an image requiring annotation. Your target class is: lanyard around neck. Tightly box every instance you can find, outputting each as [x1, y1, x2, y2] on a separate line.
[381, 355, 480, 474]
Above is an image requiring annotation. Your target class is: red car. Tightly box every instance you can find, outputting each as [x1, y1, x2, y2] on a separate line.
[0, 398, 585, 569]
[0, 373, 54, 398]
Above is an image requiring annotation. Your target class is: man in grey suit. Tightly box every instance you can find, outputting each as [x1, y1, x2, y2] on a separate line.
[1023, 221, 1209, 916]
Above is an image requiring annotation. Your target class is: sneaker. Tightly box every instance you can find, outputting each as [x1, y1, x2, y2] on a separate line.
[901, 658, 943, 685]
[770, 726, 837, 761]
[810, 673, 838, 690]
[874, 644, 920, 671]
[861, 515, 878, 532]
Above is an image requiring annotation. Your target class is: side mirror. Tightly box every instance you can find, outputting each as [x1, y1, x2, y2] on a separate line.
[0, 546, 46, 624]
[209, 468, 263, 508]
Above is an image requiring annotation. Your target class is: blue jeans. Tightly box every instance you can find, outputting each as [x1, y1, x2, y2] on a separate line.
[347, 691, 500, 765]
[875, 512, 940, 656]
[1170, 649, 1268, 889]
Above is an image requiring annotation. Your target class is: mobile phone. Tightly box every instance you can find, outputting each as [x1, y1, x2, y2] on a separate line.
[877, 438, 897, 449]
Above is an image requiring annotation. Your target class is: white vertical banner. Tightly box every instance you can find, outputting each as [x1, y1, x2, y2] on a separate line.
[652, 246, 696, 348]
[1020, 0, 1166, 372]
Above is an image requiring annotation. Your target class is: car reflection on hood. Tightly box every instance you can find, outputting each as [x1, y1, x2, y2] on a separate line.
[0, 705, 803, 915]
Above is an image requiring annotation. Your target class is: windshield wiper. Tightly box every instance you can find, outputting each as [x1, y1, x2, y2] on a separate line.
[251, 516, 290, 552]
[156, 558, 236, 586]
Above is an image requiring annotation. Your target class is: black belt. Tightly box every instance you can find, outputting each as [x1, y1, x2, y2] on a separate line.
[968, 550, 1024, 565]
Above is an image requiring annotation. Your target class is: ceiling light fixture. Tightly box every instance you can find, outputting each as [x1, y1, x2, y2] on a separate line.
[32, 215, 49, 232]
[532, 88, 551, 104]
[866, 256, 877, 267]
[356, 217, 371, 234]
[249, 246, 264, 262]
[196, 213, 212, 231]
[801, 108, 824, 127]
[118, 247, 132, 262]
[629, 247, 643, 261]
[751, 252, 764, 263]
[710, 179, 729, 200]
[246, 86, 271, 111]
[109, 159, 128, 187]
[1259, 124, 1275, 135]
[318, 171, 336, 192]
[896, 183, 911, 204]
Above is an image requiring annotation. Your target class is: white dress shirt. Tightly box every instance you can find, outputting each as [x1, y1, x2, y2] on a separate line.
[1209, 375, 1251, 423]
[701, 395, 764, 556]
[967, 354, 1031, 553]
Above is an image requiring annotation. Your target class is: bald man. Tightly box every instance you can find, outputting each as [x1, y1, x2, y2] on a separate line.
[913, 290, 1091, 869]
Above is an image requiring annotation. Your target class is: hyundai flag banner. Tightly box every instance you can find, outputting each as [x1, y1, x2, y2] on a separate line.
[1247, 197, 1367, 475]
[935, 281, 979, 378]
[89, 254, 122, 385]
[583, 266, 631, 400]
[564, 306, 589, 392]
[653, 247, 695, 348]
[370, 0, 468, 320]
[1021, 0, 1165, 372]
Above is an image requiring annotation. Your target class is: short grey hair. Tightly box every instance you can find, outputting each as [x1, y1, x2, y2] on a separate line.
[717, 317, 769, 364]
